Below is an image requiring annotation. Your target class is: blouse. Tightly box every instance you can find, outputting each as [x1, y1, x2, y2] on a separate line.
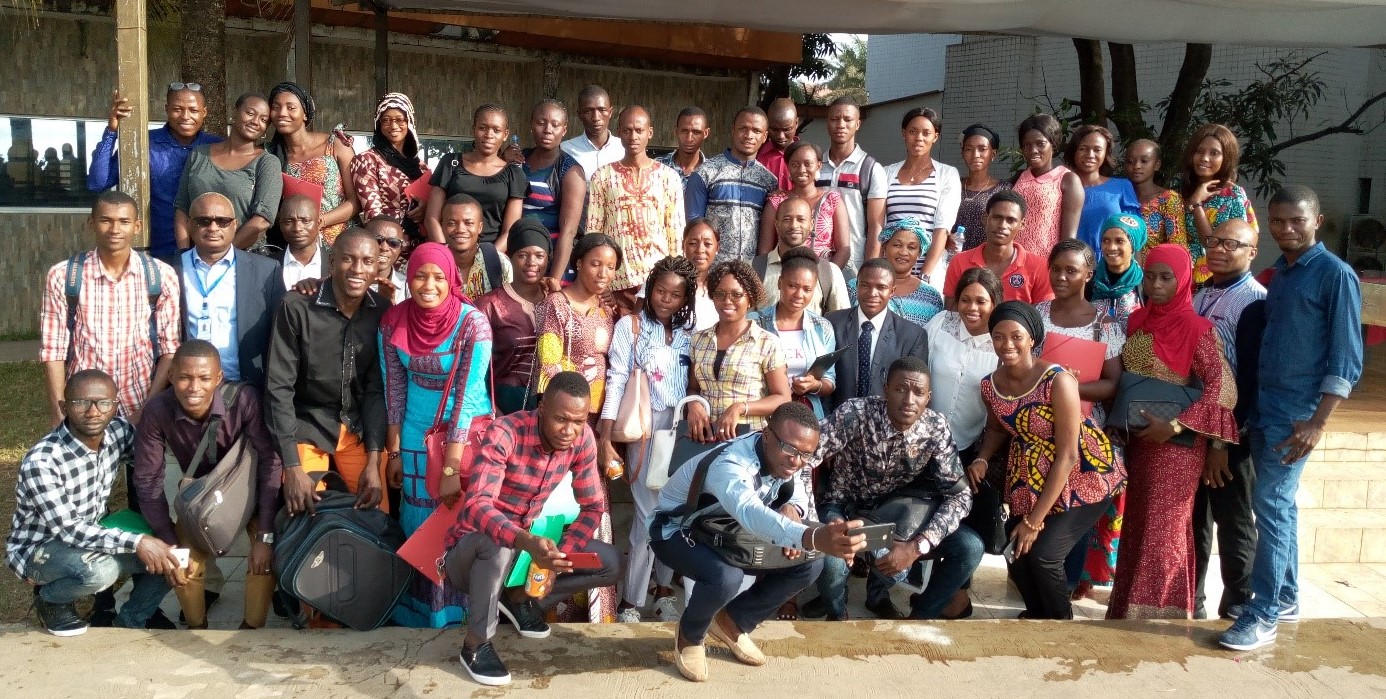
[285, 147, 347, 246]
[955, 180, 1011, 251]
[925, 311, 998, 449]
[175, 146, 283, 240]
[600, 311, 693, 419]
[1182, 182, 1258, 285]
[766, 189, 843, 259]
[522, 149, 581, 238]
[534, 291, 614, 413]
[350, 148, 426, 225]
[474, 283, 537, 389]
[690, 323, 786, 430]
[1076, 178, 1140, 260]
[1140, 189, 1190, 255]
[883, 159, 962, 232]
[753, 307, 838, 419]
[430, 156, 528, 244]
[1012, 165, 1071, 255]
[381, 305, 492, 444]
[1035, 300, 1128, 426]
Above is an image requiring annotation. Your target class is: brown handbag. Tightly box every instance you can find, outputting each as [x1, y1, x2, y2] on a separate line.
[610, 313, 653, 443]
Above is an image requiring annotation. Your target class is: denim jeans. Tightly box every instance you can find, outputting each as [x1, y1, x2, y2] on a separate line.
[1246, 426, 1308, 622]
[26, 540, 171, 628]
[817, 525, 985, 618]
[650, 531, 822, 644]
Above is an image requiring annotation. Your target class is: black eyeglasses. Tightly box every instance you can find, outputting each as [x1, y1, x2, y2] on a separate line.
[168, 82, 203, 92]
[1202, 236, 1255, 252]
[766, 425, 814, 463]
[66, 398, 118, 413]
[376, 236, 404, 250]
[193, 216, 235, 229]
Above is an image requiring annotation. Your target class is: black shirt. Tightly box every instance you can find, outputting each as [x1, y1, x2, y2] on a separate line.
[429, 155, 528, 244]
[264, 283, 386, 467]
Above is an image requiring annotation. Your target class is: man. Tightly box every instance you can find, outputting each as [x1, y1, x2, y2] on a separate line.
[652, 403, 867, 682]
[442, 193, 512, 300]
[1192, 218, 1266, 621]
[686, 107, 778, 262]
[278, 195, 329, 290]
[560, 84, 624, 181]
[365, 216, 409, 304]
[811, 358, 982, 621]
[131, 340, 282, 629]
[87, 85, 222, 257]
[943, 190, 1053, 305]
[1220, 186, 1363, 651]
[825, 259, 930, 412]
[758, 98, 800, 191]
[753, 195, 850, 314]
[41, 191, 181, 427]
[446, 372, 620, 686]
[166, 192, 284, 387]
[7, 370, 182, 636]
[586, 106, 685, 311]
[657, 106, 711, 184]
[265, 227, 387, 515]
[818, 96, 887, 272]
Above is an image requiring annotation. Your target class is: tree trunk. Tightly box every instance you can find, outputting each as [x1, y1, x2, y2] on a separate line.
[181, 0, 227, 134]
[1158, 43, 1213, 160]
[759, 66, 790, 110]
[1108, 42, 1150, 142]
[1072, 38, 1106, 124]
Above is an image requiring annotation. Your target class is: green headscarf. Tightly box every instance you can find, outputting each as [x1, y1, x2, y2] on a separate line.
[1092, 213, 1147, 301]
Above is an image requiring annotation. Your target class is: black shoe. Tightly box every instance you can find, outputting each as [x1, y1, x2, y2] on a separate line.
[272, 589, 298, 619]
[864, 597, 906, 620]
[146, 609, 177, 630]
[179, 591, 221, 623]
[800, 595, 830, 619]
[34, 590, 88, 637]
[497, 596, 551, 639]
[1193, 606, 1209, 620]
[459, 641, 512, 686]
[89, 608, 117, 627]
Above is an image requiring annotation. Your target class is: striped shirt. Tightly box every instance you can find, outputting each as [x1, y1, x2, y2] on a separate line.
[1194, 272, 1267, 373]
[521, 149, 580, 237]
[601, 310, 693, 418]
[39, 251, 182, 417]
[818, 145, 889, 271]
[686, 150, 778, 262]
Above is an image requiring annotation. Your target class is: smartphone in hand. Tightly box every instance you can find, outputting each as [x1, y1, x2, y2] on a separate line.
[565, 552, 603, 570]
[1001, 536, 1018, 565]
[847, 523, 896, 550]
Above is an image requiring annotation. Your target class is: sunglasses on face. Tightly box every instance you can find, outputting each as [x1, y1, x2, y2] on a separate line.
[376, 236, 404, 250]
[168, 82, 203, 92]
[193, 216, 235, 229]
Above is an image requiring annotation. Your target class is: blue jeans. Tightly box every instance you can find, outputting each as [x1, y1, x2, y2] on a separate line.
[650, 532, 822, 644]
[1246, 426, 1308, 622]
[817, 525, 985, 618]
[26, 541, 171, 628]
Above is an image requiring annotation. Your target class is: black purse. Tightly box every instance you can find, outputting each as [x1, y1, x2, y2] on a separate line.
[963, 481, 1008, 555]
[1109, 373, 1202, 448]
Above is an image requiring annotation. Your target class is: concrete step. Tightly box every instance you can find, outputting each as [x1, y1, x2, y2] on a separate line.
[1298, 508, 1386, 563]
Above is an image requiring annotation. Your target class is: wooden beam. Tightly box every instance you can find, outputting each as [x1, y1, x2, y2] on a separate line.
[115, 0, 150, 244]
[291, 0, 313, 87]
[374, 4, 389, 98]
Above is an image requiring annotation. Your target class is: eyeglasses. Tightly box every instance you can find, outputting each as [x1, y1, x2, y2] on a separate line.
[168, 82, 203, 92]
[66, 398, 118, 413]
[766, 426, 814, 463]
[376, 236, 404, 250]
[711, 290, 747, 303]
[193, 216, 235, 229]
[1202, 236, 1255, 252]
[378, 117, 409, 127]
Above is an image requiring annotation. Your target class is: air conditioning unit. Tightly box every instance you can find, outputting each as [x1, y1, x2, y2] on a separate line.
[1346, 214, 1385, 276]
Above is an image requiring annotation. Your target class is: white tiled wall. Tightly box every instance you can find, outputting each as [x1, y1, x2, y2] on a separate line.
[866, 34, 962, 103]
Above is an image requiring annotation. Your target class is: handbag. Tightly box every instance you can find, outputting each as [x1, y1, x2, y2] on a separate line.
[173, 382, 257, 556]
[1109, 372, 1201, 448]
[610, 313, 653, 443]
[646, 396, 752, 491]
[424, 331, 496, 500]
[962, 481, 1008, 555]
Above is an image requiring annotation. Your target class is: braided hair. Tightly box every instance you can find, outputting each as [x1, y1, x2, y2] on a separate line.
[642, 256, 699, 330]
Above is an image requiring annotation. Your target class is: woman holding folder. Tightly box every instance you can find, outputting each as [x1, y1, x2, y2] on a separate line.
[754, 246, 839, 420]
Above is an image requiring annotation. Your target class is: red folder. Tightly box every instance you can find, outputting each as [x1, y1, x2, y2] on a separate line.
[397, 502, 462, 584]
[403, 170, 434, 202]
[1040, 333, 1108, 417]
[281, 173, 324, 208]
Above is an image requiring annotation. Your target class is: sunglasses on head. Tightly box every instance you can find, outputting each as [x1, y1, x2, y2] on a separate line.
[168, 82, 203, 92]
[376, 236, 404, 249]
[193, 216, 235, 229]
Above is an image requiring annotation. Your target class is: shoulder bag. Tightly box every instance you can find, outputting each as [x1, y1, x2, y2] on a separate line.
[173, 383, 256, 557]
[610, 313, 653, 443]
[1109, 372, 1202, 448]
[646, 395, 751, 491]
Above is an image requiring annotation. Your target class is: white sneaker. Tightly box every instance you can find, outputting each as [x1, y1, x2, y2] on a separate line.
[617, 607, 643, 623]
[654, 595, 682, 623]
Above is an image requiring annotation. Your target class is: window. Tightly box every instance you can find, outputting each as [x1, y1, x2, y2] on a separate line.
[344, 131, 474, 169]
[0, 115, 109, 208]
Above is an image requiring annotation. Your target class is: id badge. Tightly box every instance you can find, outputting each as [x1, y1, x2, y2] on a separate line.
[197, 316, 212, 338]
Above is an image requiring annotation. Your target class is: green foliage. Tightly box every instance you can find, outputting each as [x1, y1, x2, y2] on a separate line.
[825, 36, 868, 103]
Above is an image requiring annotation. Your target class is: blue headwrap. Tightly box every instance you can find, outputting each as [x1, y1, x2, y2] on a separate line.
[880, 217, 930, 248]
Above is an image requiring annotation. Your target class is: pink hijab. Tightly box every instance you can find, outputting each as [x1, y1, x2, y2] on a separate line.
[381, 242, 463, 356]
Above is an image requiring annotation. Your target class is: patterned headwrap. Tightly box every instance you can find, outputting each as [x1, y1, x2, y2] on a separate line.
[880, 216, 930, 248]
[371, 92, 422, 180]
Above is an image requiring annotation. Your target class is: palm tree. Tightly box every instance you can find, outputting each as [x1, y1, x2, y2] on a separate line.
[825, 36, 868, 104]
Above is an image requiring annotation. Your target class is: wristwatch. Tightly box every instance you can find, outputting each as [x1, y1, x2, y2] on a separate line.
[442, 465, 458, 477]
[1169, 420, 1185, 436]
[258, 532, 275, 545]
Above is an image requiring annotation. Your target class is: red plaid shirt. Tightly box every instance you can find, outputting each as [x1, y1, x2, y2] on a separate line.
[449, 410, 605, 553]
[39, 251, 181, 417]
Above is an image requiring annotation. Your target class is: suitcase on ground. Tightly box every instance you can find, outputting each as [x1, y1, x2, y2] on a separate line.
[273, 473, 413, 630]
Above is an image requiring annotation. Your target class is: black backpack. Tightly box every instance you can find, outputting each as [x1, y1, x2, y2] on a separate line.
[63, 250, 163, 366]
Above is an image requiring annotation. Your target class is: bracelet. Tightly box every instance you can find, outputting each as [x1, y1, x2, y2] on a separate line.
[1022, 516, 1045, 532]
[386, 451, 401, 461]
[805, 526, 818, 553]
[970, 457, 988, 465]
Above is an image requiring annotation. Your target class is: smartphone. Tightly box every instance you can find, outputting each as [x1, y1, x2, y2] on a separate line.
[1001, 537, 1018, 565]
[171, 547, 191, 569]
[847, 523, 896, 550]
[564, 552, 603, 570]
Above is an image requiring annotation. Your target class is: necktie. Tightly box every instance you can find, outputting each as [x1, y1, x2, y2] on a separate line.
[857, 320, 874, 398]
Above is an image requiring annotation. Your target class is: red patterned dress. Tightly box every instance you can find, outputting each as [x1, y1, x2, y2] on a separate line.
[1011, 165, 1071, 256]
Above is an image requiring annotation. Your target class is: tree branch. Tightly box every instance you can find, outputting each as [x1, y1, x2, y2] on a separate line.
[1270, 90, 1386, 153]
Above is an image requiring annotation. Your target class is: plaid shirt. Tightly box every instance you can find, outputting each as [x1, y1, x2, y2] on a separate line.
[39, 251, 182, 417]
[7, 419, 142, 579]
[450, 410, 605, 553]
[690, 323, 786, 430]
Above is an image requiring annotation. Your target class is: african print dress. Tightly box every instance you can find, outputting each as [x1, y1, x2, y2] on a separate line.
[286, 143, 347, 246]
[1139, 189, 1190, 260]
[1181, 183, 1257, 285]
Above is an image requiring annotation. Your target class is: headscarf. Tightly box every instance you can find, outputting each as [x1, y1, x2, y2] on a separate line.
[508, 218, 553, 256]
[1125, 244, 1212, 377]
[267, 81, 316, 169]
[1091, 213, 1148, 301]
[988, 300, 1045, 347]
[960, 123, 1000, 149]
[880, 216, 930, 248]
[381, 242, 463, 357]
[371, 93, 423, 181]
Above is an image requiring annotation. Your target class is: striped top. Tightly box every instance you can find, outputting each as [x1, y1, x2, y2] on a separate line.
[686, 150, 779, 262]
[1193, 272, 1267, 373]
[521, 149, 580, 238]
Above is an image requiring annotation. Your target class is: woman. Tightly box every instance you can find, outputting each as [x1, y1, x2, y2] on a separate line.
[1107, 245, 1238, 620]
[351, 93, 428, 253]
[853, 218, 945, 327]
[379, 242, 493, 628]
[758, 141, 849, 266]
[475, 220, 551, 414]
[521, 99, 587, 282]
[683, 218, 720, 331]
[598, 256, 698, 625]
[686, 260, 791, 441]
[1179, 124, 1257, 284]
[954, 124, 1011, 251]
[175, 93, 282, 252]
[753, 247, 838, 419]
[929, 267, 1001, 458]
[1066, 125, 1139, 260]
[1092, 213, 1148, 326]
[535, 233, 620, 416]
[973, 301, 1125, 620]
[878, 108, 961, 284]
[268, 82, 358, 246]
[1123, 139, 1188, 257]
[425, 104, 527, 251]
[1011, 113, 1084, 255]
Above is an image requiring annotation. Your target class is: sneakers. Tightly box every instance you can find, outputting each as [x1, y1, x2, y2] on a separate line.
[617, 607, 643, 623]
[674, 636, 708, 682]
[459, 642, 511, 686]
[34, 591, 88, 637]
[1225, 601, 1300, 624]
[1219, 616, 1278, 651]
[706, 615, 766, 667]
[498, 596, 551, 639]
[653, 595, 682, 623]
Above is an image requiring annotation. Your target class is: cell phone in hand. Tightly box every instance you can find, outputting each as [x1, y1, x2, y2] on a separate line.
[1001, 537, 1018, 565]
[171, 547, 191, 569]
[847, 523, 896, 550]
[564, 552, 603, 570]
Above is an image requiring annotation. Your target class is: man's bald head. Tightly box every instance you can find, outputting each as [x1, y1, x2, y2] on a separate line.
[618, 105, 650, 126]
[279, 194, 319, 221]
[189, 191, 234, 218]
[1215, 218, 1258, 245]
[1205, 218, 1259, 281]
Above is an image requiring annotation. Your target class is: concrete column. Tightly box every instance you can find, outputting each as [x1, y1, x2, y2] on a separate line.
[374, 5, 389, 98]
[542, 54, 561, 100]
[115, 0, 150, 243]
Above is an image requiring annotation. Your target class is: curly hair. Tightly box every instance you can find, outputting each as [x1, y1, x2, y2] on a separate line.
[643, 255, 699, 330]
[706, 259, 765, 311]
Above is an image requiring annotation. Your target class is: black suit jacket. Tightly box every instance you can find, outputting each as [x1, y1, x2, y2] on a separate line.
[824, 307, 930, 413]
[164, 249, 285, 387]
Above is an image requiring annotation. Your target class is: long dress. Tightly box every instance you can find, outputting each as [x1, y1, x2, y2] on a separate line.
[1105, 328, 1238, 619]
[382, 306, 493, 628]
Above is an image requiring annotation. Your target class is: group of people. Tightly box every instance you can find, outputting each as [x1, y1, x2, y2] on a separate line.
[6, 78, 1365, 687]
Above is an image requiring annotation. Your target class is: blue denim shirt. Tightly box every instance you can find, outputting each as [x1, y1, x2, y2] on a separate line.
[1254, 242, 1363, 428]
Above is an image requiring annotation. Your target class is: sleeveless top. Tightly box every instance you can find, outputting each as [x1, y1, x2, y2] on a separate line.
[1012, 165, 1070, 256]
[287, 138, 347, 246]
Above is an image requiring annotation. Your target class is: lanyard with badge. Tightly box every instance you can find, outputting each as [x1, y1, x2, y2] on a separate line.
[191, 259, 231, 338]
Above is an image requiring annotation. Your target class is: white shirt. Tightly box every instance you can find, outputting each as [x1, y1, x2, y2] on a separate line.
[856, 306, 890, 369]
[925, 311, 998, 450]
[561, 132, 624, 181]
[182, 249, 239, 380]
[282, 245, 323, 290]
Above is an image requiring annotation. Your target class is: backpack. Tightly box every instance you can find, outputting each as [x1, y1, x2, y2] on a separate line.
[172, 382, 256, 556]
[478, 242, 504, 293]
[64, 250, 162, 364]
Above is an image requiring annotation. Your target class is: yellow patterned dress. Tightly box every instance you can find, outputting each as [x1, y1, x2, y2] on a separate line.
[533, 290, 613, 415]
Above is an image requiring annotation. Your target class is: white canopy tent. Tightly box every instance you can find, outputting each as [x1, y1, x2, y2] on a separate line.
[376, 0, 1386, 48]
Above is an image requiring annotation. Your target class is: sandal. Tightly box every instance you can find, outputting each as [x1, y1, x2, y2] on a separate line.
[776, 600, 799, 621]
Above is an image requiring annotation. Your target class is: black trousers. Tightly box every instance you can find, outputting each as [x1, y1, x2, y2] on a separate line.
[1192, 440, 1257, 617]
[1006, 499, 1108, 619]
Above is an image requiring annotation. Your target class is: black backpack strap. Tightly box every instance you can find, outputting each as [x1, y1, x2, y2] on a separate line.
[187, 382, 242, 472]
[859, 153, 878, 198]
[752, 254, 768, 281]
[679, 442, 734, 517]
[136, 251, 163, 354]
[479, 243, 503, 292]
[63, 252, 87, 363]
[817, 259, 832, 304]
